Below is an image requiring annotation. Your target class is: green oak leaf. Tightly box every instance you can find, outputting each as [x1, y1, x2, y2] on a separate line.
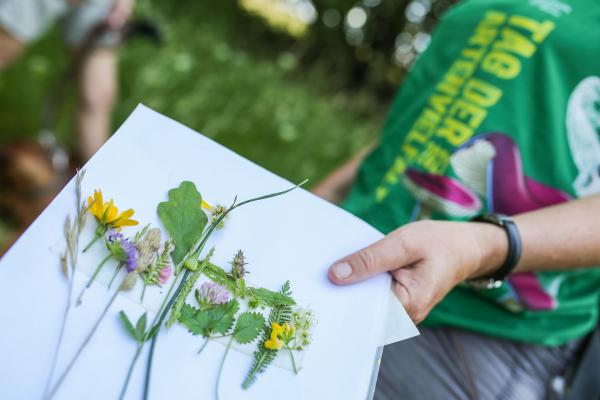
[233, 312, 265, 344]
[157, 181, 208, 265]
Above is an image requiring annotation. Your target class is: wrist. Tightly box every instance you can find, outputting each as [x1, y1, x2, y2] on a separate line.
[470, 222, 509, 279]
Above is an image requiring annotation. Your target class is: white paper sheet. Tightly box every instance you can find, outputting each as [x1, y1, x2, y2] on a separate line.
[0, 105, 417, 400]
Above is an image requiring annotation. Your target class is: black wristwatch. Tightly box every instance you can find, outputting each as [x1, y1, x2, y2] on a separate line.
[468, 213, 522, 289]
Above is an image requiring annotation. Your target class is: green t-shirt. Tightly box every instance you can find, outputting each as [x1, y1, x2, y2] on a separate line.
[344, 0, 600, 346]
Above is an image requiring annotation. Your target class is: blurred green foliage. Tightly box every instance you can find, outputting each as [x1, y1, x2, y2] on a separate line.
[0, 0, 456, 247]
[0, 0, 388, 185]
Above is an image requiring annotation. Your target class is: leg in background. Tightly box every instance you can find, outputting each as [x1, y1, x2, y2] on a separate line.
[75, 47, 117, 162]
[0, 26, 24, 68]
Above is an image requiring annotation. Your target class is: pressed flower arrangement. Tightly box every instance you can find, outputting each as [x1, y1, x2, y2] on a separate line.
[44, 172, 315, 400]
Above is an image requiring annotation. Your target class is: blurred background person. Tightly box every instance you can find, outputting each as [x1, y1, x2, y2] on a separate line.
[0, 0, 134, 253]
[0, 0, 135, 162]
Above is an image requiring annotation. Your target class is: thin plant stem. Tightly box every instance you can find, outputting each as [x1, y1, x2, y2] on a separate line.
[141, 281, 148, 302]
[109, 263, 123, 289]
[76, 254, 112, 306]
[210, 334, 232, 340]
[46, 274, 131, 399]
[43, 253, 76, 397]
[87, 254, 111, 288]
[121, 268, 179, 400]
[143, 268, 191, 398]
[197, 338, 211, 354]
[82, 233, 102, 252]
[118, 343, 144, 400]
[215, 336, 234, 400]
[142, 226, 216, 399]
[286, 345, 298, 374]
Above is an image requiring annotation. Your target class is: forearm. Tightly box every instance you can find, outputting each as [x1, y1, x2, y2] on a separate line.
[311, 142, 375, 204]
[475, 194, 600, 277]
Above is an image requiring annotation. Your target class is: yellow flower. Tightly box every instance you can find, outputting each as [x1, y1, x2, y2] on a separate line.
[264, 322, 284, 350]
[271, 322, 284, 336]
[201, 199, 213, 211]
[87, 190, 138, 228]
[201, 199, 228, 230]
[265, 337, 283, 350]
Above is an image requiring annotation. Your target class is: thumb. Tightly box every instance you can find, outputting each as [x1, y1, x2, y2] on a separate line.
[328, 232, 419, 285]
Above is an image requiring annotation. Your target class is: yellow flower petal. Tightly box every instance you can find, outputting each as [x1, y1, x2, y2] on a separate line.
[93, 190, 104, 215]
[114, 218, 139, 227]
[271, 322, 283, 337]
[201, 199, 213, 211]
[265, 338, 283, 350]
[104, 199, 119, 223]
[112, 209, 138, 227]
[114, 208, 134, 223]
[87, 191, 105, 220]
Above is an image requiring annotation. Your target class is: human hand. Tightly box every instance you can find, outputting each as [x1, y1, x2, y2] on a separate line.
[327, 220, 507, 323]
[106, 0, 135, 30]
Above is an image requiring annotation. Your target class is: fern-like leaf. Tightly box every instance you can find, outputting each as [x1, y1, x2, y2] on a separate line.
[204, 262, 237, 292]
[242, 281, 293, 389]
[246, 287, 295, 308]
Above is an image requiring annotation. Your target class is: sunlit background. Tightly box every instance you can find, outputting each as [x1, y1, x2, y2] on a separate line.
[0, 0, 456, 252]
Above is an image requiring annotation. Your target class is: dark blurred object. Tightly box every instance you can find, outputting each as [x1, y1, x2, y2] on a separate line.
[549, 322, 600, 400]
[0, 139, 70, 254]
[123, 18, 163, 45]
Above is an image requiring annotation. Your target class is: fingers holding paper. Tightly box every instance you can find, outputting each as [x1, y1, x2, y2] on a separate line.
[328, 220, 505, 323]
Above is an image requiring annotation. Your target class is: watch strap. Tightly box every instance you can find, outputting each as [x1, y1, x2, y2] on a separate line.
[470, 213, 522, 285]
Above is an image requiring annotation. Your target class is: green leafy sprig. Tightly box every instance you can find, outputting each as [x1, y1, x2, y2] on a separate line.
[242, 281, 293, 389]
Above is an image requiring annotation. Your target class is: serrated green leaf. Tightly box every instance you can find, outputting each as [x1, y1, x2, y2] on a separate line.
[119, 311, 137, 340]
[179, 301, 240, 337]
[179, 304, 210, 336]
[211, 300, 240, 335]
[234, 312, 265, 344]
[135, 313, 148, 342]
[157, 181, 208, 265]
